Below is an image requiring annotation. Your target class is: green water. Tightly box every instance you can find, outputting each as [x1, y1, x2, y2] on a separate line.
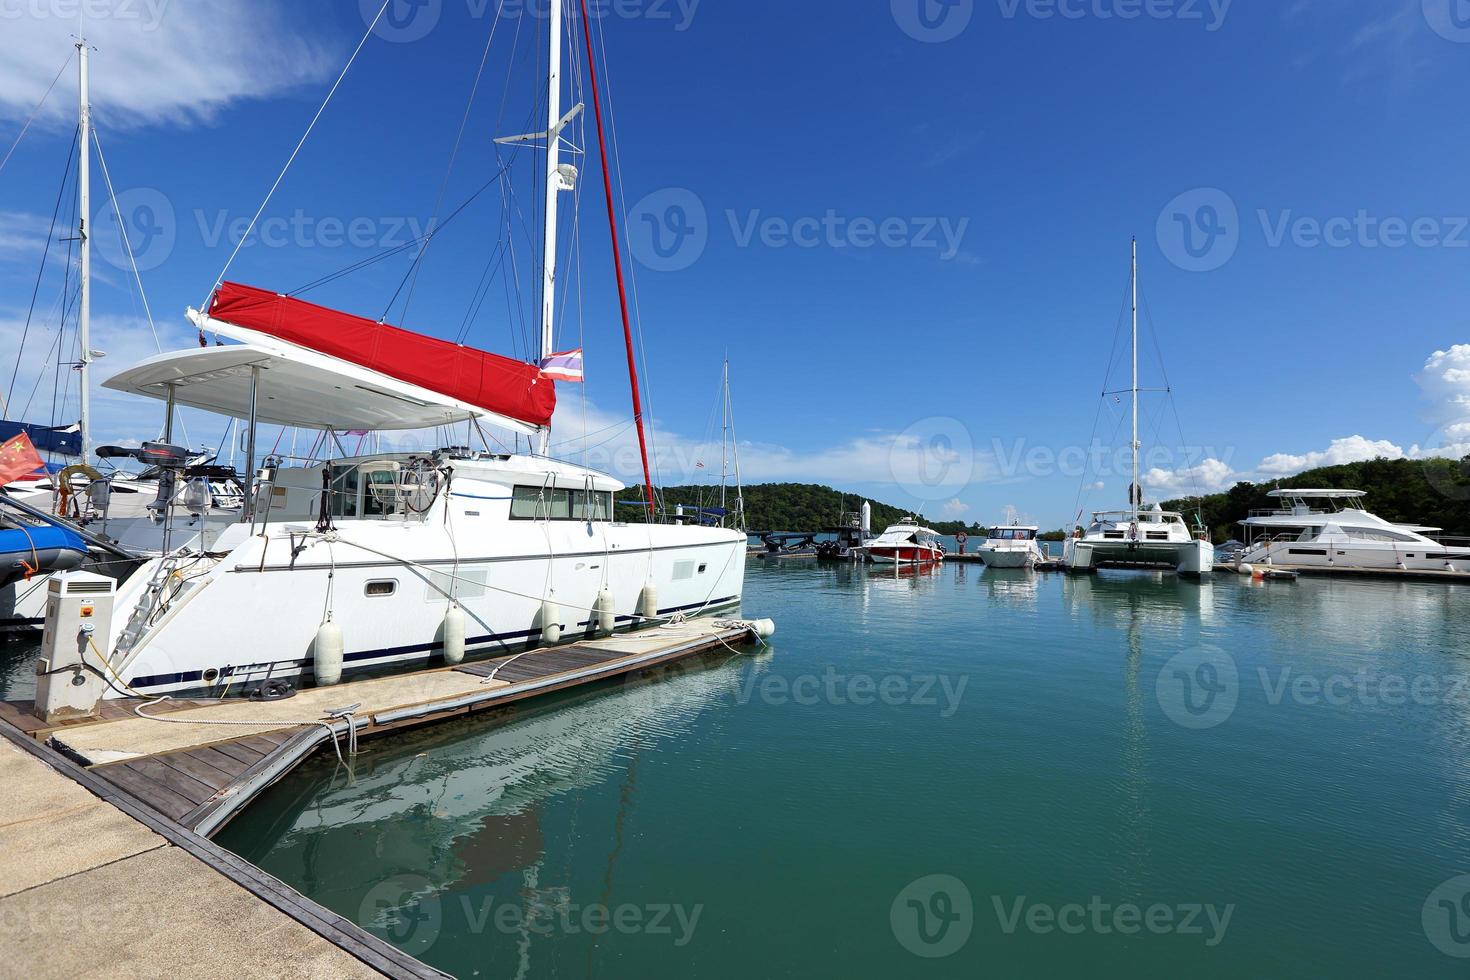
[16, 560, 1470, 977]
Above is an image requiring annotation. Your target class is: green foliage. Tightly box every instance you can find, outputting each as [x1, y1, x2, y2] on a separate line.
[1163, 457, 1470, 542]
[618, 483, 988, 535]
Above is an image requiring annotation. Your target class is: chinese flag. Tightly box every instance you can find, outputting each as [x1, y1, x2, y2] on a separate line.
[0, 433, 44, 487]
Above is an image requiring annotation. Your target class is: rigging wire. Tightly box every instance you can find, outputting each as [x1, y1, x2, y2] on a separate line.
[205, 0, 393, 309]
[6, 124, 77, 415]
[396, 0, 508, 327]
[0, 52, 72, 180]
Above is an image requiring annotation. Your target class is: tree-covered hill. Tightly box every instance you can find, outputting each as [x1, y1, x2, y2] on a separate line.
[618, 483, 988, 536]
[1163, 456, 1470, 542]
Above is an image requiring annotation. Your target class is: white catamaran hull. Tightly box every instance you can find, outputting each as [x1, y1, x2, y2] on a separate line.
[1065, 537, 1213, 576]
[106, 518, 746, 698]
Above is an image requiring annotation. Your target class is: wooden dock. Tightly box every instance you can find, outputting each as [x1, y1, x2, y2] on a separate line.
[2, 616, 765, 978]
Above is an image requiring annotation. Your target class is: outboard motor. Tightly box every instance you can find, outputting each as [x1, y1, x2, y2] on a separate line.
[97, 442, 192, 524]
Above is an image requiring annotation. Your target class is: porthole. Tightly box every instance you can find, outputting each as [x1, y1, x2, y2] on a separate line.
[698, 564, 708, 574]
[365, 580, 398, 597]
[201, 667, 221, 685]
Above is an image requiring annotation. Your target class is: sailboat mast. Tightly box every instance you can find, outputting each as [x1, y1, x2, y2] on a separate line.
[77, 39, 92, 462]
[721, 359, 729, 516]
[1130, 236, 1139, 518]
[537, 0, 564, 456]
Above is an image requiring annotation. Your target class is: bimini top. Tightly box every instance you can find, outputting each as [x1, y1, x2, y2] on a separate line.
[104, 343, 545, 434]
[1267, 489, 1367, 499]
[139, 281, 556, 433]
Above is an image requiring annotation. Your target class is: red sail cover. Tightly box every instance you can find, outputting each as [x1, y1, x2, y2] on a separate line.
[209, 282, 556, 428]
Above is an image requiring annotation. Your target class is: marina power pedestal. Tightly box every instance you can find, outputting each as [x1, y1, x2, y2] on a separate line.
[35, 571, 117, 723]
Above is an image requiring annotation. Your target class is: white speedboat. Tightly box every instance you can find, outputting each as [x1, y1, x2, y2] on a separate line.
[1239, 489, 1470, 573]
[1063, 240, 1212, 577]
[867, 518, 945, 565]
[978, 524, 1044, 569]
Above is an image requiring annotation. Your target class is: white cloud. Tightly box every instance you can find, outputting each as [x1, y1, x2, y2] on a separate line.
[1418, 344, 1470, 424]
[537, 399, 994, 498]
[1258, 435, 1407, 476]
[1143, 457, 1236, 497]
[0, 0, 337, 129]
[941, 498, 970, 518]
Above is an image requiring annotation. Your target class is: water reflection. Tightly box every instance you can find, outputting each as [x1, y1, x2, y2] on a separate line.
[224, 651, 748, 911]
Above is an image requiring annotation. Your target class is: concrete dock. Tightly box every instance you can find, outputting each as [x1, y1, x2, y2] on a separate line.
[2, 616, 765, 978]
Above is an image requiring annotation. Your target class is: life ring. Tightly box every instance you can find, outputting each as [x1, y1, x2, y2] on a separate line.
[955, 532, 969, 544]
[54, 463, 102, 517]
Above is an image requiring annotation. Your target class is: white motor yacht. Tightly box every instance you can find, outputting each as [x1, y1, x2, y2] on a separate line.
[977, 525, 1044, 569]
[1239, 489, 1470, 573]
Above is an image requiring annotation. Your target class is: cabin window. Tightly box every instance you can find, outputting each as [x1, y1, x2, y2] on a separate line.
[510, 486, 614, 522]
[365, 580, 397, 597]
[510, 486, 547, 519]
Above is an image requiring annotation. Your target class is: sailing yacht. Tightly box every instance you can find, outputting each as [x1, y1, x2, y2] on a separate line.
[1238, 489, 1470, 573]
[63, 0, 748, 698]
[1063, 240, 1213, 577]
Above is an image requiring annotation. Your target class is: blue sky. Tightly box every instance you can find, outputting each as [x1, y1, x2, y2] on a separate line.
[1, 0, 1468, 528]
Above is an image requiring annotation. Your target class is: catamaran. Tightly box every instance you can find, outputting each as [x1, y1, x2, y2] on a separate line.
[1063, 240, 1213, 576]
[1238, 489, 1470, 574]
[53, 0, 749, 698]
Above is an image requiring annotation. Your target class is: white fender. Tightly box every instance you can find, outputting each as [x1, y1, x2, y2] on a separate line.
[638, 583, 659, 622]
[596, 589, 616, 636]
[442, 605, 465, 665]
[314, 620, 343, 686]
[539, 601, 562, 646]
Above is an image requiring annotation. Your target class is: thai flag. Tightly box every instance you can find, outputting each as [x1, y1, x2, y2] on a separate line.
[539, 349, 584, 383]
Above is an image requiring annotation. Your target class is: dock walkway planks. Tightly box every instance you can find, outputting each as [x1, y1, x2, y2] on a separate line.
[0, 719, 448, 979]
[3, 617, 760, 977]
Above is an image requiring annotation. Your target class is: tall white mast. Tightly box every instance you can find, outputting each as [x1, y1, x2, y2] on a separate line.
[721, 359, 729, 515]
[77, 39, 92, 462]
[1130, 236, 1139, 518]
[537, 0, 564, 456]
